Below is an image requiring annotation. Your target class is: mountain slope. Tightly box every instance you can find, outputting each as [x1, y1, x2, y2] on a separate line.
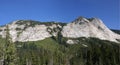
[0, 17, 120, 65]
[0, 35, 120, 65]
[62, 17, 120, 42]
[14, 37, 120, 65]
[0, 20, 64, 42]
[0, 17, 120, 43]
[111, 29, 120, 35]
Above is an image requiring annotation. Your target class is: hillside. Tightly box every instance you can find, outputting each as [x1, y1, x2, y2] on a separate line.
[0, 17, 120, 65]
[0, 17, 120, 43]
[0, 36, 120, 65]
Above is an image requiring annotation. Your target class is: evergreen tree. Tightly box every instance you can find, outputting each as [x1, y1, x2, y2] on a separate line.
[57, 31, 63, 44]
[3, 25, 17, 65]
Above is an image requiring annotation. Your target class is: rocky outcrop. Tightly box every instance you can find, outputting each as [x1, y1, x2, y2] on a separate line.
[62, 17, 120, 42]
[0, 17, 120, 43]
[0, 20, 62, 42]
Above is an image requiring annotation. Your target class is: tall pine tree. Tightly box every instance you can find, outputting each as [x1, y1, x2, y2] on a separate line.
[3, 25, 17, 65]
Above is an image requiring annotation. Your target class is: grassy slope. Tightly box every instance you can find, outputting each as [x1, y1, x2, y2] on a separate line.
[28, 38, 60, 52]
[0, 36, 120, 65]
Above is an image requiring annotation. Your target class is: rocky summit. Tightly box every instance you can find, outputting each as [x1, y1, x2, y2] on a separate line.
[0, 17, 120, 43]
[62, 17, 120, 43]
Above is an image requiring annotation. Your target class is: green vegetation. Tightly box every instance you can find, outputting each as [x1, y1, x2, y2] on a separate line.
[0, 25, 17, 65]
[87, 18, 94, 21]
[15, 28, 22, 31]
[0, 27, 120, 65]
[111, 29, 120, 35]
[14, 37, 120, 65]
[16, 20, 66, 27]
[15, 20, 66, 32]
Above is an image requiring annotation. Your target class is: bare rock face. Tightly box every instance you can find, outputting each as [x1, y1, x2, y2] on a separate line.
[0, 20, 62, 42]
[17, 25, 51, 42]
[0, 17, 120, 43]
[62, 17, 120, 42]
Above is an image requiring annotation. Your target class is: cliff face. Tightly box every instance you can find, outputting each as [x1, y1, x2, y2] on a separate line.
[0, 20, 62, 42]
[0, 17, 120, 42]
[62, 17, 120, 42]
